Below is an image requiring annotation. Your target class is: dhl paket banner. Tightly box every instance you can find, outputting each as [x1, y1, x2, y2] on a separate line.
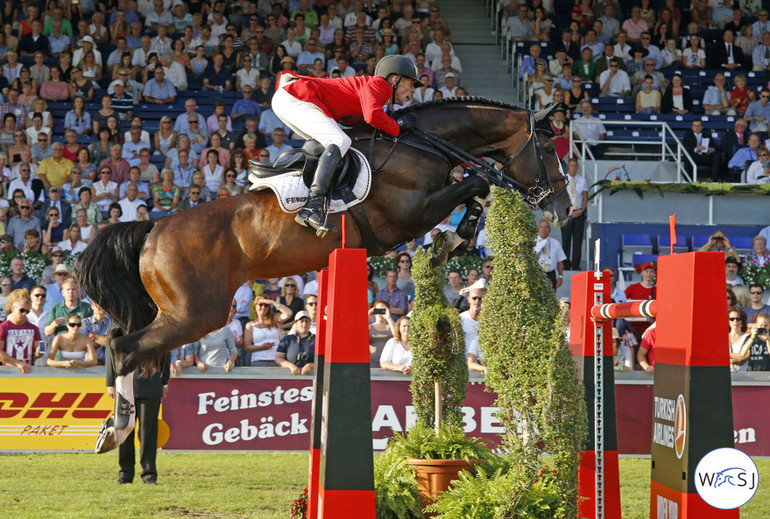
[0, 377, 111, 450]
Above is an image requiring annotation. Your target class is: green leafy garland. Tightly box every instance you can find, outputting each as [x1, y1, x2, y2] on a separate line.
[740, 264, 770, 289]
[368, 254, 486, 284]
[409, 248, 468, 428]
[590, 179, 770, 200]
[478, 187, 586, 517]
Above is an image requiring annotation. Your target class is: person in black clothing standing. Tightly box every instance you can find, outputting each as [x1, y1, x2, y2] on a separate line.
[105, 348, 170, 484]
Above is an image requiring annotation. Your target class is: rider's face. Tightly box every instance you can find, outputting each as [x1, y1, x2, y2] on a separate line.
[393, 77, 416, 105]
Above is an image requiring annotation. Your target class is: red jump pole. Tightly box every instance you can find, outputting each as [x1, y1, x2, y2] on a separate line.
[570, 270, 622, 519]
[591, 300, 657, 320]
[317, 248, 376, 518]
[307, 269, 328, 519]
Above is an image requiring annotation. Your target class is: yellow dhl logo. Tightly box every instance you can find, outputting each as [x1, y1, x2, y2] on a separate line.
[0, 392, 111, 420]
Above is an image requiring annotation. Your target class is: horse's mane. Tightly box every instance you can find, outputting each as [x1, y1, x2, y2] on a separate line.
[391, 96, 527, 117]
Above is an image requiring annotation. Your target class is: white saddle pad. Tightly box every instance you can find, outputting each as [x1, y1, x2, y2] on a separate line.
[248, 148, 372, 214]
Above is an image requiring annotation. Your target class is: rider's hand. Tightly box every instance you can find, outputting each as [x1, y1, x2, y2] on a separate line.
[397, 112, 418, 134]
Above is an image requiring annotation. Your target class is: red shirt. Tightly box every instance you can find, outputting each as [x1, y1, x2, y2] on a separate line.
[625, 283, 656, 301]
[0, 319, 40, 365]
[640, 322, 657, 365]
[281, 72, 400, 137]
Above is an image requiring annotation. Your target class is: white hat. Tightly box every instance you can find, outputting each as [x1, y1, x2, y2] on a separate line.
[294, 310, 311, 322]
[79, 35, 94, 46]
[54, 263, 70, 274]
[445, 72, 456, 79]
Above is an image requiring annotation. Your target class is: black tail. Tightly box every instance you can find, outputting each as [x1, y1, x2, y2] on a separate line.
[74, 220, 158, 338]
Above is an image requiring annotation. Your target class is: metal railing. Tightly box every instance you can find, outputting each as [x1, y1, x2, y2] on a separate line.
[569, 118, 698, 185]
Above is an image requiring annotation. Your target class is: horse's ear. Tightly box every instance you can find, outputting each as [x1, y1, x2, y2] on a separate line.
[534, 103, 561, 123]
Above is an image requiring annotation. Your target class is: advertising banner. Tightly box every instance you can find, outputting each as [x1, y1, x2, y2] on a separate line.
[0, 377, 111, 449]
[3, 375, 770, 454]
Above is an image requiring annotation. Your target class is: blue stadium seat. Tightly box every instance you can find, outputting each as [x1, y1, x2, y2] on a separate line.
[620, 233, 653, 267]
[730, 236, 754, 257]
[630, 253, 658, 268]
[691, 235, 711, 249]
[657, 234, 689, 255]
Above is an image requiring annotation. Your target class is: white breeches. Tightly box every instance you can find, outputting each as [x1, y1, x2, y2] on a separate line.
[272, 87, 352, 155]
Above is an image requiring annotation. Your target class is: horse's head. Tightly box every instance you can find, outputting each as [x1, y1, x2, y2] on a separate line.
[499, 105, 572, 226]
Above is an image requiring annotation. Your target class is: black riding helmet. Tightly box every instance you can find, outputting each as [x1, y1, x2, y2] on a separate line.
[374, 55, 423, 87]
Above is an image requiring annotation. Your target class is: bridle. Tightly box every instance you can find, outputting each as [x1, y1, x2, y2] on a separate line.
[501, 111, 569, 208]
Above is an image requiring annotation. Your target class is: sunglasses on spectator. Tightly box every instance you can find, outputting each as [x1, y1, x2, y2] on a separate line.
[307, 302, 317, 306]
[20, 205, 30, 209]
[67, 321, 81, 327]
[471, 296, 483, 301]
[751, 291, 764, 295]
[17, 308, 29, 314]
[729, 317, 742, 321]
[257, 302, 271, 308]
[33, 293, 45, 298]
[259, 153, 270, 158]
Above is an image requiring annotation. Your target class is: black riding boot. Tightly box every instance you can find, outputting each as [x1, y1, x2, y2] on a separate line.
[295, 144, 342, 235]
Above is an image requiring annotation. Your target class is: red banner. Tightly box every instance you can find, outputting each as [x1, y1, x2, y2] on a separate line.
[162, 378, 770, 455]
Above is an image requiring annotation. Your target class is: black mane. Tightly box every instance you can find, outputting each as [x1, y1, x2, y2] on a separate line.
[392, 96, 527, 117]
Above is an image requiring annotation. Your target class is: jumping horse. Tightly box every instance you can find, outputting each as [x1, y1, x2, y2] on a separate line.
[76, 98, 571, 379]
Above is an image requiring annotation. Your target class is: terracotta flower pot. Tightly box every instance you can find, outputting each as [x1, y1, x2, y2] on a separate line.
[407, 458, 475, 515]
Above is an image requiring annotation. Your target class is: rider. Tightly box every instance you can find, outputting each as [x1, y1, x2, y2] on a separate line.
[271, 54, 421, 234]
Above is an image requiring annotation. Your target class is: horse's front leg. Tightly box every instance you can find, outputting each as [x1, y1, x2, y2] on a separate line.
[419, 175, 490, 231]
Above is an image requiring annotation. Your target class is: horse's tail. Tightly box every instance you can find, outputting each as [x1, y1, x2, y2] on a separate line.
[75, 220, 158, 338]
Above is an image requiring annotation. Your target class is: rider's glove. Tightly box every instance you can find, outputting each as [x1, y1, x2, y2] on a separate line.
[397, 112, 418, 134]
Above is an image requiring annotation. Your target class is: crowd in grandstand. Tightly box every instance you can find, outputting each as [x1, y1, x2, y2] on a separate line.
[511, 0, 770, 182]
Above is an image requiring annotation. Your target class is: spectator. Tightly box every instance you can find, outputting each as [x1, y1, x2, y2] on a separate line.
[737, 25, 758, 59]
[635, 75, 662, 113]
[626, 261, 656, 301]
[571, 47, 596, 81]
[152, 168, 181, 212]
[599, 4, 621, 40]
[265, 128, 292, 162]
[0, 275, 10, 316]
[118, 184, 144, 221]
[731, 75, 756, 116]
[375, 268, 407, 318]
[0, 89, 27, 128]
[19, 20, 48, 57]
[752, 27, 770, 72]
[203, 53, 231, 91]
[273, 311, 314, 375]
[73, 187, 102, 227]
[638, 31, 663, 69]
[535, 219, 566, 289]
[59, 224, 86, 255]
[27, 284, 48, 364]
[42, 206, 66, 248]
[122, 127, 147, 167]
[746, 148, 769, 184]
[44, 276, 92, 337]
[622, 6, 649, 42]
[100, 144, 131, 184]
[143, 66, 176, 105]
[572, 100, 606, 159]
[726, 257, 745, 286]
[20, 228, 42, 254]
[7, 198, 40, 250]
[636, 321, 656, 374]
[244, 295, 291, 366]
[460, 286, 484, 352]
[713, 29, 746, 70]
[728, 307, 751, 372]
[744, 285, 770, 323]
[9, 256, 34, 290]
[745, 236, 770, 267]
[745, 88, 770, 132]
[380, 315, 412, 374]
[192, 325, 237, 372]
[41, 246, 66, 284]
[91, 167, 119, 211]
[504, 5, 533, 40]
[690, 0, 712, 31]
[178, 184, 203, 210]
[747, 313, 770, 371]
[46, 313, 97, 368]
[661, 37, 682, 69]
[8, 164, 41, 203]
[581, 29, 603, 61]
[520, 44, 543, 80]
[39, 66, 68, 102]
[661, 72, 693, 115]
[64, 96, 92, 136]
[110, 81, 134, 121]
[683, 119, 720, 182]
[682, 34, 706, 69]
[728, 132, 760, 180]
[443, 269, 464, 306]
[702, 73, 736, 116]
[231, 86, 261, 122]
[722, 119, 751, 168]
[594, 44, 625, 81]
[68, 66, 93, 102]
[599, 59, 631, 97]
[0, 292, 39, 372]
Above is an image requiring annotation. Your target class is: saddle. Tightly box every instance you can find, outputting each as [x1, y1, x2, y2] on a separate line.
[248, 141, 373, 214]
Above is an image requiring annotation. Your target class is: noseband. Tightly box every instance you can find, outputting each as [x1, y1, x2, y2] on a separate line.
[502, 112, 569, 209]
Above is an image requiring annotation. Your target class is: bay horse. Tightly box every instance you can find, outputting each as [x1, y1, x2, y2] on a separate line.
[76, 98, 571, 377]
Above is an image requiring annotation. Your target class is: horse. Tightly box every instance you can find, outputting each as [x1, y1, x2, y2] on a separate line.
[75, 98, 572, 377]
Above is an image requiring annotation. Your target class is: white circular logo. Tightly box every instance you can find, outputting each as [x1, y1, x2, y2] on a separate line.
[694, 448, 759, 510]
[674, 394, 686, 460]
